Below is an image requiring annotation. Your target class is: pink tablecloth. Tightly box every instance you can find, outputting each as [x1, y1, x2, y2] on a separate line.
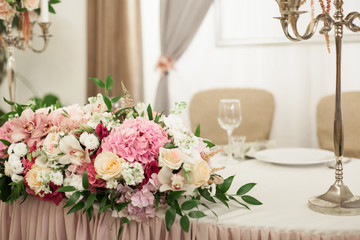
[1, 196, 360, 240]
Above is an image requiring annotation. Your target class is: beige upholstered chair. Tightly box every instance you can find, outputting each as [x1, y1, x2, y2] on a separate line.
[317, 92, 360, 158]
[189, 88, 275, 145]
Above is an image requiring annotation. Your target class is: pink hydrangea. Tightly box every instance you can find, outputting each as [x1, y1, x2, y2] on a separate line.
[102, 118, 169, 164]
[0, 122, 12, 158]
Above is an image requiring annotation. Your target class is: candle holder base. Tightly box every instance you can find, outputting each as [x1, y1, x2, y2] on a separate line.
[308, 182, 360, 216]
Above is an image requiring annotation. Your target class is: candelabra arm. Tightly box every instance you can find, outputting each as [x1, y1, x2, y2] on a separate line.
[289, 13, 334, 40]
[344, 12, 360, 32]
[30, 22, 51, 53]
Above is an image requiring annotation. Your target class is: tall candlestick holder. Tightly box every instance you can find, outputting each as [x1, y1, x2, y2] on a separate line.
[3, 17, 51, 103]
[274, 0, 360, 215]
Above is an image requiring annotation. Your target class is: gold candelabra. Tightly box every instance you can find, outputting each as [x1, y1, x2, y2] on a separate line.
[274, 0, 360, 215]
[4, 17, 51, 103]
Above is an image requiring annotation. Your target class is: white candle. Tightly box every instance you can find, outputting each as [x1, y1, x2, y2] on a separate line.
[39, 0, 49, 22]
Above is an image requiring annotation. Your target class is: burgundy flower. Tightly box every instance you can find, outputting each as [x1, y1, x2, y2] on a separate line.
[95, 123, 109, 141]
[140, 161, 160, 189]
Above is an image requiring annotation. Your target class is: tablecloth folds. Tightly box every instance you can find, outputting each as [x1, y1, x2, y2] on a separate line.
[2, 196, 360, 240]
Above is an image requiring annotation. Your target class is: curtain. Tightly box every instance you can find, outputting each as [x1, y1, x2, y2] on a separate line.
[154, 0, 213, 114]
[87, 0, 143, 102]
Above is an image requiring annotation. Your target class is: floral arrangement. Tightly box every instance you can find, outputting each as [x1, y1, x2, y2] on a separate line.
[0, 75, 261, 238]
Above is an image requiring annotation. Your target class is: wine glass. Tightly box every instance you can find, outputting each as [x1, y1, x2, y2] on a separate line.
[217, 99, 242, 160]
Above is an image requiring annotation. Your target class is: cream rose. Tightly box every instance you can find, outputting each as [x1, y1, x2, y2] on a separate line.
[94, 151, 125, 180]
[24, 0, 40, 11]
[0, 0, 15, 21]
[190, 159, 212, 187]
[43, 132, 61, 160]
[158, 148, 184, 170]
[26, 164, 51, 195]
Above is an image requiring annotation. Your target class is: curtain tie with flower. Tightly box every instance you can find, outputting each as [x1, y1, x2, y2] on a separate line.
[155, 56, 175, 76]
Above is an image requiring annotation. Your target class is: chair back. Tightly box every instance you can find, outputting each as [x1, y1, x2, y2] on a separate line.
[317, 92, 360, 158]
[189, 88, 275, 145]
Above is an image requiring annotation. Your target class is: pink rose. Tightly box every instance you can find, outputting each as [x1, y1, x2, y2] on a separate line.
[24, 0, 40, 11]
[0, 0, 15, 21]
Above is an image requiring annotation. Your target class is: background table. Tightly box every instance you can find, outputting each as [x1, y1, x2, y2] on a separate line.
[1, 156, 360, 240]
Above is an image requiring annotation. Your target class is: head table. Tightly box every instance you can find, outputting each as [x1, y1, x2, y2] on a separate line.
[1, 155, 360, 240]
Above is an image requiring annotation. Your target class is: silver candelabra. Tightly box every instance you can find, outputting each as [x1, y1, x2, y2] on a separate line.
[4, 17, 51, 103]
[275, 0, 360, 215]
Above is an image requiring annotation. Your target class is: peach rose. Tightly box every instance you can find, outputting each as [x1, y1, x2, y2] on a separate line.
[24, 0, 40, 11]
[190, 159, 212, 187]
[158, 148, 184, 170]
[94, 151, 125, 180]
[26, 164, 51, 195]
[0, 0, 15, 21]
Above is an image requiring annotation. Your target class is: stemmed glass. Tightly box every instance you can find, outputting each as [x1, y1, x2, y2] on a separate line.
[217, 99, 242, 161]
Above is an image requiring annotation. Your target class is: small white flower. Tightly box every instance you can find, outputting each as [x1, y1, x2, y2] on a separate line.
[121, 162, 144, 186]
[8, 154, 20, 163]
[9, 157, 24, 174]
[63, 175, 84, 199]
[13, 142, 28, 157]
[11, 174, 24, 183]
[84, 134, 100, 150]
[79, 132, 90, 145]
[106, 179, 118, 189]
[51, 171, 64, 186]
[210, 183, 216, 197]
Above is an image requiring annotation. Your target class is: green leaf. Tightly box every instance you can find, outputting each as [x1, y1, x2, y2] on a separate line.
[215, 192, 229, 208]
[198, 187, 216, 203]
[220, 175, 235, 193]
[165, 207, 176, 231]
[164, 143, 177, 149]
[228, 195, 250, 210]
[147, 104, 153, 121]
[102, 94, 112, 112]
[56, 186, 76, 192]
[173, 200, 182, 216]
[241, 195, 262, 205]
[67, 201, 85, 214]
[166, 190, 186, 204]
[111, 96, 122, 104]
[180, 215, 190, 233]
[194, 124, 201, 137]
[0, 139, 11, 146]
[99, 204, 112, 215]
[121, 217, 130, 224]
[200, 203, 218, 219]
[49, 0, 61, 4]
[16, 7, 27, 12]
[116, 202, 130, 212]
[203, 140, 215, 148]
[0, 176, 11, 202]
[64, 191, 81, 208]
[89, 78, 105, 89]
[181, 200, 199, 211]
[48, 4, 55, 14]
[0, 111, 16, 120]
[83, 194, 96, 213]
[188, 211, 206, 219]
[82, 169, 89, 190]
[3, 97, 15, 106]
[236, 183, 257, 196]
[87, 205, 94, 222]
[105, 74, 113, 92]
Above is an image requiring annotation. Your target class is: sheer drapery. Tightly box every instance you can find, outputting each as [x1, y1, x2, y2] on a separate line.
[87, 0, 143, 102]
[154, 0, 213, 114]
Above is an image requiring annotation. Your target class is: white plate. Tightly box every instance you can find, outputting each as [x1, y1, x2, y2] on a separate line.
[254, 148, 335, 165]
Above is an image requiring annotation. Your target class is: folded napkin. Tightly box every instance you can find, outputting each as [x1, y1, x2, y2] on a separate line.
[243, 140, 277, 158]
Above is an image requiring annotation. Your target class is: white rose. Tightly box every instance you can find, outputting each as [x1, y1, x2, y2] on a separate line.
[11, 174, 24, 183]
[84, 134, 99, 150]
[79, 132, 89, 145]
[13, 142, 28, 157]
[8, 154, 20, 163]
[190, 159, 212, 187]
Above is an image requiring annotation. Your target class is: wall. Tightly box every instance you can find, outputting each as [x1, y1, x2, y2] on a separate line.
[141, 1, 360, 148]
[0, 0, 87, 112]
